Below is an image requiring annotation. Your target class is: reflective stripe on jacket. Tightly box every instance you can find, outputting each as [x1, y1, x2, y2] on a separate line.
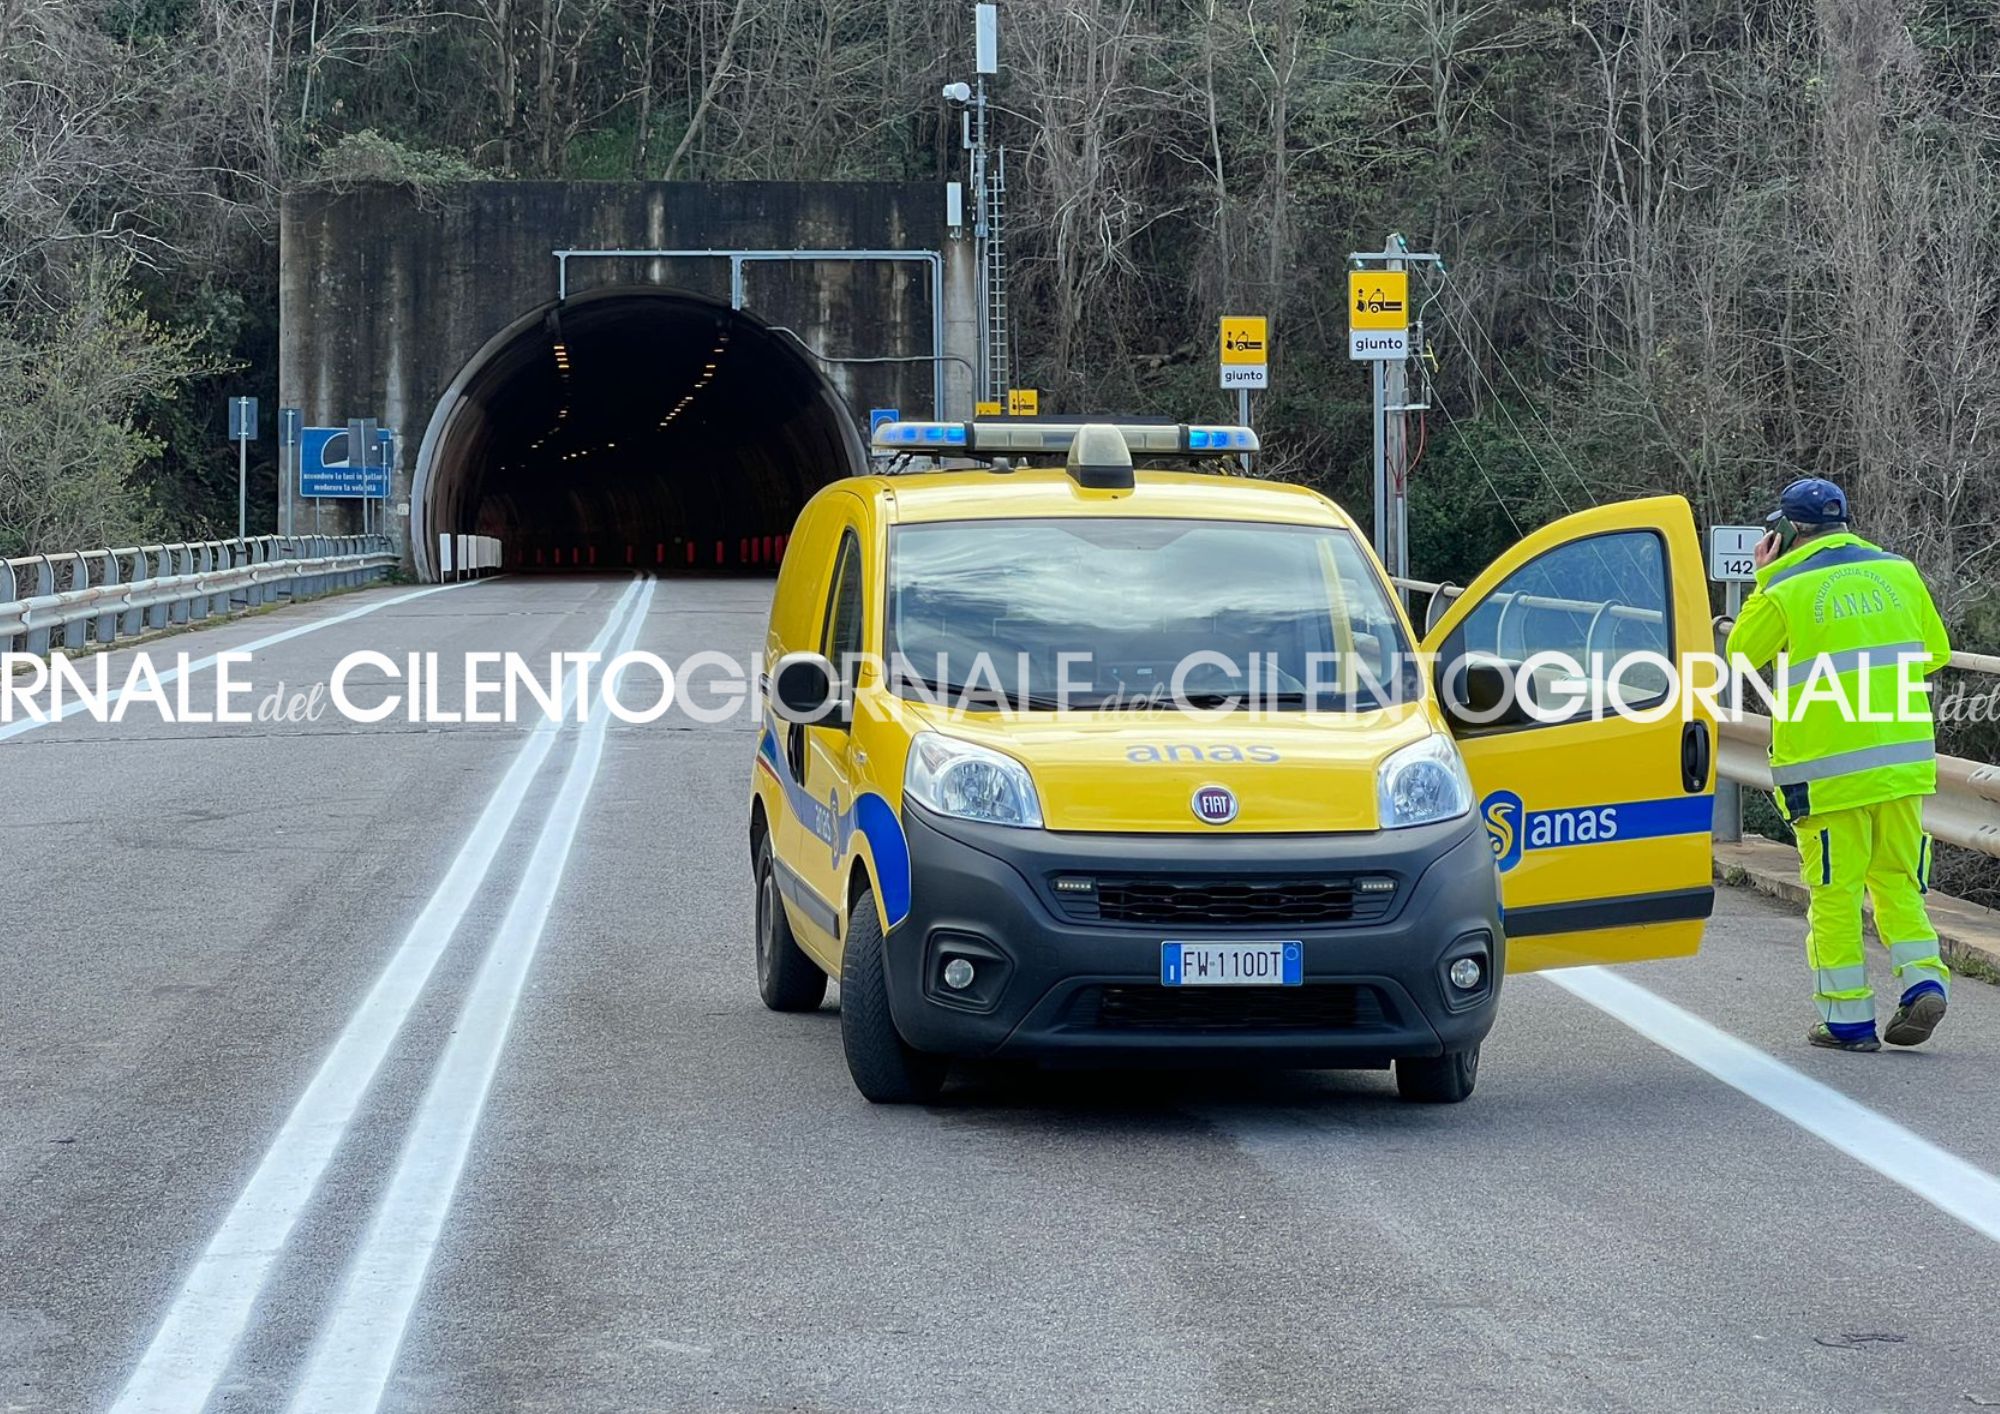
[1724, 532, 1950, 820]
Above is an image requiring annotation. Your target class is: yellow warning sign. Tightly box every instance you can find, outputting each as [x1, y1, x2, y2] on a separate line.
[1219, 316, 1268, 365]
[1349, 271, 1409, 331]
[1006, 388, 1039, 416]
[975, 400, 1003, 418]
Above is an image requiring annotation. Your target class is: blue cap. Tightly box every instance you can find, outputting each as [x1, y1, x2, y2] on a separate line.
[1767, 477, 1848, 527]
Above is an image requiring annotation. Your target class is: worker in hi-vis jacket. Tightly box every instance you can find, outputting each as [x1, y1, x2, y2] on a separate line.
[1725, 478, 1953, 1052]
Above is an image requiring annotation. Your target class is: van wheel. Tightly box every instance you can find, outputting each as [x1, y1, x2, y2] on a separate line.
[756, 837, 827, 1012]
[840, 887, 947, 1104]
[1395, 1045, 1479, 1103]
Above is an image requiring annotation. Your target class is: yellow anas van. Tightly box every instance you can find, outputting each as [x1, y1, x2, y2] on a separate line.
[750, 420, 1715, 1104]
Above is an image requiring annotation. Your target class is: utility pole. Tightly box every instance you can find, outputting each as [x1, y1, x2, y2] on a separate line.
[1348, 235, 1442, 586]
[228, 396, 257, 542]
[279, 408, 301, 538]
[950, 4, 1008, 405]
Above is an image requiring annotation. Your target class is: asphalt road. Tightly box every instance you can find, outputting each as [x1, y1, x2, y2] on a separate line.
[2, 575, 1997, 1413]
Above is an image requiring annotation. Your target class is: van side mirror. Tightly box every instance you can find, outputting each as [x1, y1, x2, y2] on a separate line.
[770, 652, 848, 726]
[1437, 657, 1523, 730]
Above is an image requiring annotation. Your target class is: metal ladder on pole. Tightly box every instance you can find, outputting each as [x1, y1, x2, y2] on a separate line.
[983, 145, 1012, 403]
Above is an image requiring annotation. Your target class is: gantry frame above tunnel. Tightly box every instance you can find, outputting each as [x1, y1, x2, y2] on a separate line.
[550, 246, 951, 417]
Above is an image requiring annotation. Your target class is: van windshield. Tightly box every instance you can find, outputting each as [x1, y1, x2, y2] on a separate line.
[884, 517, 1419, 711]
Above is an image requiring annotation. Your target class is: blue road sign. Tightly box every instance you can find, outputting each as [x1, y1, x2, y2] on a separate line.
[279, 407, 302, 446]
[870, 407, 900, 437]
[300, 426, 390, 499]
[228, 397, 258, 442]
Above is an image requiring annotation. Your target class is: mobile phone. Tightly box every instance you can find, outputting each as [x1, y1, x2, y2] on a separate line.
[1773, 518, 1799, 552]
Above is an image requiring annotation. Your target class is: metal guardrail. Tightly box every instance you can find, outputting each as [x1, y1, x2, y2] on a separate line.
[1716, 713, 2000, 860]
[0, 536, 406, 656]
[1398, 576, 2000, 676]
[1392, 575, 2000, 862]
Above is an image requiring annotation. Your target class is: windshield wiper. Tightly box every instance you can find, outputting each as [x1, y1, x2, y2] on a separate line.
[900, 678, 1069, 711]
[1177, 689, 1312, 709]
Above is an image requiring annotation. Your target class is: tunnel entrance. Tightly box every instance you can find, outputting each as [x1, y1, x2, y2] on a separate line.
[412, 289, 867, 578]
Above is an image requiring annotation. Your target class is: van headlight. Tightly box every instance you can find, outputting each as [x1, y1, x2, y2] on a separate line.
[1376, 734, 1473, 829]
[905, 731, 1045, 829]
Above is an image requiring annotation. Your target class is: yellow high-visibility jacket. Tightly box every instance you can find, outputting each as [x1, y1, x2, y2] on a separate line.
[1725, 532, 1951, 821]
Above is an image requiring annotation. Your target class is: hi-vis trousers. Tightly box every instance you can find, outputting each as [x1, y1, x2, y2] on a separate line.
[1796, 795, 1950, 1032]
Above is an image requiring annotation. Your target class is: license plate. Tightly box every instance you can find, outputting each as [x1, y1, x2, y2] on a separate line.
[1160, 941, 1303, 987]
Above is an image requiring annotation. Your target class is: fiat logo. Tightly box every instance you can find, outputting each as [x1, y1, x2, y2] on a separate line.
[1191, 785, 1238, 825]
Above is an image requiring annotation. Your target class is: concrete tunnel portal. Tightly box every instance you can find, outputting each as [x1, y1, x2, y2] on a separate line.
[414, 289, 869, 575]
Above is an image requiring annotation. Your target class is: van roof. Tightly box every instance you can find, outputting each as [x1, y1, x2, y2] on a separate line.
[837, 468, 1355, 529]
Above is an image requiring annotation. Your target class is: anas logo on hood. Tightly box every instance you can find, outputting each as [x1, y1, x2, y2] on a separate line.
[1191, 784, 1239, 825]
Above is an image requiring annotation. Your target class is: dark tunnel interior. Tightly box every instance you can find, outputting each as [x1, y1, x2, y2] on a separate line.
[421, 291, 865, 573]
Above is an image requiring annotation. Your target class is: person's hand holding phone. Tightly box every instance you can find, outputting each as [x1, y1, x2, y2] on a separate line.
[1753, 529, 1783, 568]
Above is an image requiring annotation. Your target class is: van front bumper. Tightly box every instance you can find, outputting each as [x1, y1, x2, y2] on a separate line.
[885, 804, 1505, 1067]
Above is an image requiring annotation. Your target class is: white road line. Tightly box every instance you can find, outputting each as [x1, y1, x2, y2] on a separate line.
[1546, 966, 2000, 1245]
[108, 578, 646, 1414]
[0, 578, 483, 744]
[286, 577, 659, 1414]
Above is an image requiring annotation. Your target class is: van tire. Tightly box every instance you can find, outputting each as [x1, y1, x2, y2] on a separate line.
[840, 888, 947, 1103]
[756, 837, 828, 1012]
[1395, 1045, 1479, 1103]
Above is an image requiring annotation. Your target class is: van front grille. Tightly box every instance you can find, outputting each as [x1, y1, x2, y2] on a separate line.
[1052, 875, 1395, 928]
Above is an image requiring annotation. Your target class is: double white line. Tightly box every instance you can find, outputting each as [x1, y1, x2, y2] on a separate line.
[113, 576, 657, 1414]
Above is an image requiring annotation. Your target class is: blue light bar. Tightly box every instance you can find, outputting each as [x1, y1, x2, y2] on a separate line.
[1186, 426, 1255, 451]
[870, 420, 1259, 459]
[874, 421, 968, 449]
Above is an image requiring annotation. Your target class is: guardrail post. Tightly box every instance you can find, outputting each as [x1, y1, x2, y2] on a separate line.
[92, 550, 120, 646]
[0, 559, 15, 653]
[121, 550, 147, 638]
[198, 543, 219, 621]
[167, 546, 190, 625]
[59, 553, 92, 651]
[25, 556, 54, 655]
[148, 548, 171, 630]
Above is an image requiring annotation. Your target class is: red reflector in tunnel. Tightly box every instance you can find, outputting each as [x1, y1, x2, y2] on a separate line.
[714, 540, 724, 564]
[657, 543, 665, 564]
[686, 543, 695, 565]
[626, 545, 634, 565]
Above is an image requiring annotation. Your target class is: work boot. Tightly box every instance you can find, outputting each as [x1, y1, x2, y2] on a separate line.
[1884, 983, 1947, 1048]
[1808, 1023, 1880, 1053]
